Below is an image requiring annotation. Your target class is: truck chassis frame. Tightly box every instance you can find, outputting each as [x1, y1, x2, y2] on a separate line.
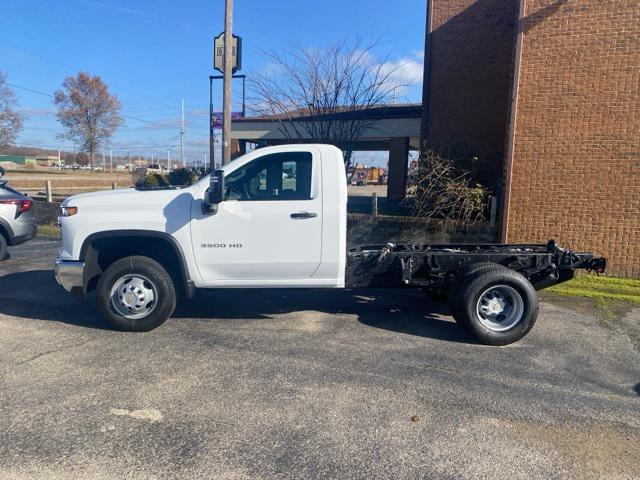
[346, 240, 606, 291]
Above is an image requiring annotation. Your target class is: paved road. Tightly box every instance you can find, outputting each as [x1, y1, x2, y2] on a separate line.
[1, 240, 639, 479]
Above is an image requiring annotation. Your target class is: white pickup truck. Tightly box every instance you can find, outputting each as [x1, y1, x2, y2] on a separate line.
[55, 144, 605, 345]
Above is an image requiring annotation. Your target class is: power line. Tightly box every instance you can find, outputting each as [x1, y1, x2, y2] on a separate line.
[17, 126, 58, 132]
[0, 36, 176, 110]
[7, 82, 53, 98]
[2, 37, 228, 139]
[123, 113, 209, 137]
[8, 82, 209, 137]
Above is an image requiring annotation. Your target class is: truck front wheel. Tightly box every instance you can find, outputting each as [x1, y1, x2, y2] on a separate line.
[456, 269, 538, 346]
[96, 256, 176, 331]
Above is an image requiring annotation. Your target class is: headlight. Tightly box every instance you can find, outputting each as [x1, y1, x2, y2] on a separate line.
[60, 206, 78, 217]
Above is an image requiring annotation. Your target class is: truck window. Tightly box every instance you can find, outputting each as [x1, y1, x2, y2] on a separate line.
[226, 152, 312, 201]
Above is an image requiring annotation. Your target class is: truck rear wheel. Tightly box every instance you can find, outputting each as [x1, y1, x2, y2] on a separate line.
[449, 262, 510, 325]
[456, 268, 538, 346]
[97, 256, 176, 332]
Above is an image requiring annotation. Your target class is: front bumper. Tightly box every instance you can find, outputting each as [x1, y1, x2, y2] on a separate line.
[54, 259, 84, 293]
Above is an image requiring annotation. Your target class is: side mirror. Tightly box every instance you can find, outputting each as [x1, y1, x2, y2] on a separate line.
[208, 169, 225, 205]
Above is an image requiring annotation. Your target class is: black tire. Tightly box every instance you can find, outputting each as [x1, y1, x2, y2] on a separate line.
[457, 268, 539, 346]
[0, 233, 8, 261]
[448, 262, 510, 324]
[96, 256, 176, 332]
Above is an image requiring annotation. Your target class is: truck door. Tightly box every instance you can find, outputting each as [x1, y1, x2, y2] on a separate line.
[190, 149, 323, 283]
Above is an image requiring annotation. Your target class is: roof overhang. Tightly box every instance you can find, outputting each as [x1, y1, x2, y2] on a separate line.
[231, 104, 422, 151]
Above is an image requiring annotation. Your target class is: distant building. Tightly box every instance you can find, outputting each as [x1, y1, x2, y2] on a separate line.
[33, 155, 64, 168]
[0, 155, 37, 168]
[35, 155, 60, 162]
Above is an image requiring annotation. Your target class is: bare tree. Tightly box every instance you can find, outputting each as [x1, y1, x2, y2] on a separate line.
[249, 36, 407, 172]
[0, 71, 24, 146]
[54, 72, 123, 173]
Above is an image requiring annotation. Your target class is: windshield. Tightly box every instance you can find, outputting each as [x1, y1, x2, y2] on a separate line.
[195, 151, 250, 186]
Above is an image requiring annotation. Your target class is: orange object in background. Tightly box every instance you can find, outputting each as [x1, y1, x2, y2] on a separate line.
[351, 164, 387, 185]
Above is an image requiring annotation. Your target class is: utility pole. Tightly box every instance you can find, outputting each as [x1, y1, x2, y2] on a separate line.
[167, 149, 171, 171]
[222, 0, 234, 165]
[102, 151, 105, 171]
[109, 149, 113, 172]
[180, 98, 185, 165]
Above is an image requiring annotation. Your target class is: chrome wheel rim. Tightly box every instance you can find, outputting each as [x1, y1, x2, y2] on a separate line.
[476, 285, 524, 332]
[110, 274, 158, 320]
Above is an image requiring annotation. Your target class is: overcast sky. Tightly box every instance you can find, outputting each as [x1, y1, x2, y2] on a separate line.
[1, 0, 426, 166]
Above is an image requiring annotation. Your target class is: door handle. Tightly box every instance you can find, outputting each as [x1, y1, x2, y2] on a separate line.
[290, 211, 317, 219]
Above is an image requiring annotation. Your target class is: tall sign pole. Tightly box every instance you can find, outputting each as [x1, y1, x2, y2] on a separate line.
[222, 0, 233, 165]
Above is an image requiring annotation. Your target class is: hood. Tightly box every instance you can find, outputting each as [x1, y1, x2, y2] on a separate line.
[60, 185, 198, 234]
[62, 186, 189, 207]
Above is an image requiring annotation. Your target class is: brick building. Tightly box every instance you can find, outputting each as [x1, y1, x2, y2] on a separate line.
[422, 0, 639, 276]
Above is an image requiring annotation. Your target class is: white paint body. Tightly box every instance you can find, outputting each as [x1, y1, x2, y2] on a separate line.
[58, 144, 347, 288]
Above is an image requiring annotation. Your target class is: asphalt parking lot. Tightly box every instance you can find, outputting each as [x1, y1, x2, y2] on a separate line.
[1, 240, 639, 479]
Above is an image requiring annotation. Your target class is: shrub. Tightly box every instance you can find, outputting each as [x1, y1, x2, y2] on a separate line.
[408, 150, 488, 225]
[168, 168, 198, 186]
[135, 173, 168, 189]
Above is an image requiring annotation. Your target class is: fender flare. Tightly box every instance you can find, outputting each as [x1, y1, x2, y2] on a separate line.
[79, 230, 195, 300]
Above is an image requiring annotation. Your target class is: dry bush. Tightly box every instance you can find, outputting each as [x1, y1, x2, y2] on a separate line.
[168, 168, 198, 186]
[407, 150, 488, 226]
[135, 173, 168, 189]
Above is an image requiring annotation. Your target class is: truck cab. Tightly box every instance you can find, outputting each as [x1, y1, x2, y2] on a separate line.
[190, 144, 346, 287]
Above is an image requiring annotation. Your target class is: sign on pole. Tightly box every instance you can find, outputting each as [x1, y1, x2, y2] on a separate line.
[212, 111, 243, 127]
[214, 33, 242, 74]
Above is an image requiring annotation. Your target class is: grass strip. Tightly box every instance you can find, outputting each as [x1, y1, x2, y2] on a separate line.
[548, 274, 640, 303]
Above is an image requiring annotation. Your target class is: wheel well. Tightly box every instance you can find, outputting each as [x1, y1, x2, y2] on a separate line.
[83, 234, 188, 296]
[0, 224, 9, 245]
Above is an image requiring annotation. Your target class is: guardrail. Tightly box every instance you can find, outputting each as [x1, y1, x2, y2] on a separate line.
[20, 181, 121, 200]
